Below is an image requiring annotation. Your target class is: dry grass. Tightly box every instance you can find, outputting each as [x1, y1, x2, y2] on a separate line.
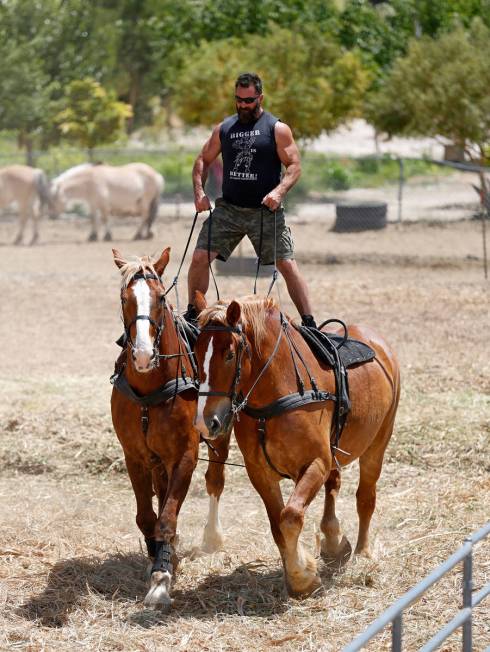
[0, 214, 489, 651]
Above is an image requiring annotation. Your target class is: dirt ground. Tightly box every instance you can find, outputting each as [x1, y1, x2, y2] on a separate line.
[0, 210, 489, 652]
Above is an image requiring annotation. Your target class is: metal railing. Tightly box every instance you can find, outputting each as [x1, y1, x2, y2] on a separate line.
[343, 522, 490, 652]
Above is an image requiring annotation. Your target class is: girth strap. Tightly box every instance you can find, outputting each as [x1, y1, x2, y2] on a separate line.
[241, 389, 335, 421]
[113, 372, 198, 408]
[241, 390, 336, 480]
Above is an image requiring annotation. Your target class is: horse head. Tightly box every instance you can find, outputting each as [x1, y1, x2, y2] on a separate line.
[194, 293, 252, 439]
[113, 247, 170, 373]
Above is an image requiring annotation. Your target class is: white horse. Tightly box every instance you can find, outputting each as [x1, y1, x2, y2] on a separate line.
[0, 165, 52, 245]
[51, 162, 164, 241]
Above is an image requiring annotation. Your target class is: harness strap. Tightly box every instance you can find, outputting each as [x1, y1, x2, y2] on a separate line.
[241, 389, 335, 420]
[113, 373, 198, 408]
[257, 419, 290, 479]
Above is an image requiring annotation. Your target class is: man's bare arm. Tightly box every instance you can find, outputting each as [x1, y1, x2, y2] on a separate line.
[262, 122, 301, 211]
[192, 124, 222, 212]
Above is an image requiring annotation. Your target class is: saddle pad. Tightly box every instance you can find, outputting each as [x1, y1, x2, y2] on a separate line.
[297, 325, 375, 368]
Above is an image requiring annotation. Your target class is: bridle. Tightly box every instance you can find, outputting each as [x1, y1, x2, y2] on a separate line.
[122, 272, 168, 368]
[197, 320, 284, 425]
[197, 324, 250, 426]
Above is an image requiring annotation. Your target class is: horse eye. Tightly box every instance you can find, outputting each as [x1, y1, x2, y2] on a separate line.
[225, 350, 235, 362]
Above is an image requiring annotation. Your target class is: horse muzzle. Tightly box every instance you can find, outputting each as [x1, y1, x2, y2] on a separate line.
[132, 347, 157, 372]
[195, 399, 233, 440]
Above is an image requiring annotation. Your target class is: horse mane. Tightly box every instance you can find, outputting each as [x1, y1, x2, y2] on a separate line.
[117, 255, 159, 288]
[52, 163, 93, 188]
[199, 295, 278, 349]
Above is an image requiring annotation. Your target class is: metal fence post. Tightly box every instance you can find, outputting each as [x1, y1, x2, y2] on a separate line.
[392, 614, 402, 652]
[397, 157, 404, 223]
[462, 537, 473, 652]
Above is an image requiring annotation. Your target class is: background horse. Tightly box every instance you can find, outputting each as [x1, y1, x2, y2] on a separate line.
[0, 164, 52, 245]
[52, 162, 164, 241]
[194, 294, 400, 598]
[111, 248, 227, 610]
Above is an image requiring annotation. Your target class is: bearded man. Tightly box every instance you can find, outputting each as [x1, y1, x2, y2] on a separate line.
[184, 71, 316, 328]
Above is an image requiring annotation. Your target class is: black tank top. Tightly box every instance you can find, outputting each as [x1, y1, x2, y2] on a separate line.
[219, 111, 281, 208]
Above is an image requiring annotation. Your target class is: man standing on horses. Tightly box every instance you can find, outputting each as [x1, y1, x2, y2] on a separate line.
[184, 72, 317, 329]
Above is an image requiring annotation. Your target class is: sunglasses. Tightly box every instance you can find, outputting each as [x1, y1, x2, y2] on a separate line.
[235, 95, 260, 104]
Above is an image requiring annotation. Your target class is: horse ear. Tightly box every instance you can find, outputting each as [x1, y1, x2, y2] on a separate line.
[194, 290, 207, 314]
[112, 249, 126, 269]
[154, 247, 171, 276]
[226, 300, 241, 327]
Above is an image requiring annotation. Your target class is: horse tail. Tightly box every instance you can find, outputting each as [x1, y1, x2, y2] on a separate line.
[36, 171, 56, 219]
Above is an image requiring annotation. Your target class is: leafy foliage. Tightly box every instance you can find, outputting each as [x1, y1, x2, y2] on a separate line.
[56, 79, 132, 154]
[367, 19, 490, 161]
[171, 24, 370, 139]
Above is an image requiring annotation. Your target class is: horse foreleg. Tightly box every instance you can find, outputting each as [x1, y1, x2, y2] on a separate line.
[201, 432, 231, 553]
[144, 450, 197, 610]
[124, 456, 158, 556]
[245, 467, 286, 558]
[280, 457, 327, 598]
[320, 468, 350, 560]
[100, 207, 112, 241]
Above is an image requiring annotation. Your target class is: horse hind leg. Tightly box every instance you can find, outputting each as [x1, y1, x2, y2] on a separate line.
[280, 457, 327, 598]
[355, 412, 396, 558]
[200, 431, 231, 553]
[320, 468, 351, 563]
[29, 203, 40, 246]
[14, 205, 29, 245]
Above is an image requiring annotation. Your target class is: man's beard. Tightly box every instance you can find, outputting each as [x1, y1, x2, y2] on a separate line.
[237, 102, 261, 124]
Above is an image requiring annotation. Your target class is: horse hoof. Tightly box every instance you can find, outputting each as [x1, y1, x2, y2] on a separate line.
[87, 232, 98, 242]
[354, 545, 373, 559]
[146, 231, 154, 240]
[29, 235, 39, 246]
[285, 573, 322, 599]
[103, 232, 112, 242]
[201, 528, 224, 554]
[132, 232, 143, 241]
[143, 571, 173, 611]
[13, 237, 22, 246]
[321, 535, 352, 566]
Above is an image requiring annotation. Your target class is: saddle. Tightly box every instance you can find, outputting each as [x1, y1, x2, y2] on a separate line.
[297, 325, 375, 369]
[296, 323, 376, 447]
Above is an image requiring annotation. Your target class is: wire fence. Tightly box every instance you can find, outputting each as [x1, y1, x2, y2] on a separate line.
[0, 147, 488, 276]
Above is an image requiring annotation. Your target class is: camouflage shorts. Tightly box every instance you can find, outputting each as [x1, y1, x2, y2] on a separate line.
[195, 197, 295, 264]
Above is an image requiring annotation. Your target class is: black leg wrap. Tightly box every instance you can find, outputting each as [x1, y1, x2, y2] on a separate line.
[145, 537, 157, 558]
[151, 541, 173, 574]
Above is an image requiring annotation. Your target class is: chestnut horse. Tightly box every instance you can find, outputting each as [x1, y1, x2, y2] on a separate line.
[110, 248, 229, 610]
[194, 294, 400, 598]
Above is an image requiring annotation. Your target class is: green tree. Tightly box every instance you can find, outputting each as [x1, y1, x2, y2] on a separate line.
[172, 24, 369, 140]
[0, 1, 118, 161]
[56, 79, 133, 159]
[367, 19, 490, 164]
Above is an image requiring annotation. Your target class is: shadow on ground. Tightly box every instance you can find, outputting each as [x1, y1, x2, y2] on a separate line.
[18, 552, 291, 627]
